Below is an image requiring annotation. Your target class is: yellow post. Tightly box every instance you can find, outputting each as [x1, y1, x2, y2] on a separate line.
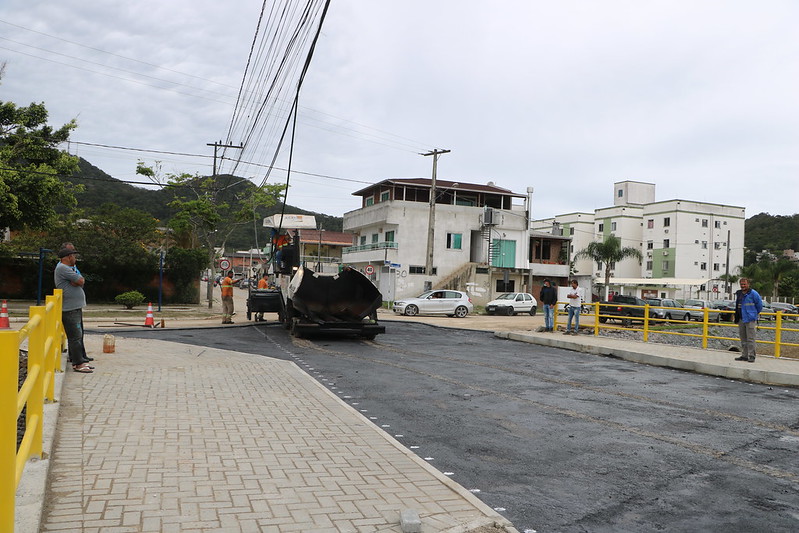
[0, 330, 20, 533]
[701, 308, 709, 349]
[27, 306, 46, 459]
[593, 302, 600, 336]
[643, 304, 650, 342]
[775, 311, 782, 358]
[554, 302, 560, 330]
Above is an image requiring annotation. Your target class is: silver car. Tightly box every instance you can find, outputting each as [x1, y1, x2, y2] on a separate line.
[682, 299, 721, 322]
[393, 290, 474, 318]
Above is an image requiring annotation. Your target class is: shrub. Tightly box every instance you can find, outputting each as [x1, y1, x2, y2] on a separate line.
[115, 290, 146, 309]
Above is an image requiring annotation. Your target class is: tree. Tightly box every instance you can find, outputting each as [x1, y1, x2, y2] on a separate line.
[574, 235, 643, 298]
[0, 99, 80, 236]
[136, 162, 286, 307]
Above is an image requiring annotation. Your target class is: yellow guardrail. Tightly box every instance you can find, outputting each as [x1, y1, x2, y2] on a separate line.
[554, 300, 799, 357]
[1, 290, 64, 533]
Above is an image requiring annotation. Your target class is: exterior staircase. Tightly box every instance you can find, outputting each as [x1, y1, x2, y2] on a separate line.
[434, 262, 478, 291]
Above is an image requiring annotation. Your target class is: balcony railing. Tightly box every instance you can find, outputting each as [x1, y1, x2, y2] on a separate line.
[343, 242, 398, 254]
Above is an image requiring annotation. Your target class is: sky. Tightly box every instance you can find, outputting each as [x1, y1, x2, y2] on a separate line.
[1, 1, 798, 222]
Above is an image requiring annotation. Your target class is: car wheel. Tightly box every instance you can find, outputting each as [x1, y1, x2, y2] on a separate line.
[683, 313, 691, 322]
[599, 316, 607, 323]
[665, 313, 672, 321]
[622, 314, 633, 327]
[454, 306, 469, 318]
[529, 306, 537, 316]
[507, 307, 516, 316]
[404, 304, 418, 317]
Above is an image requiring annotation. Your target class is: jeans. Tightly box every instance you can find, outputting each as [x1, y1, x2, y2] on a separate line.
[567, 305, 581, 332]
[62, 308, 86, 366]
[738, 321, 757, 359]
[543, 304, 554, 330]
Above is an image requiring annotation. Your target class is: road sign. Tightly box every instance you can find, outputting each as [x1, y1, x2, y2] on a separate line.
[219, 259, 231, 270]
[365, 264, 375, 275]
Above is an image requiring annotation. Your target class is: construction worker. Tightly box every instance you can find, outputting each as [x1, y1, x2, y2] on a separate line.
[255, 272, 269, 321]
[220, 270, 240, 324]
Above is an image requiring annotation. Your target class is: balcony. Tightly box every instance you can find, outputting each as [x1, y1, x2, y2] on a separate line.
[343, 241, 398, 254]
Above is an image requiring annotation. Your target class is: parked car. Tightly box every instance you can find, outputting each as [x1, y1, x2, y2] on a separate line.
[393, 290, 474, 318]
[711, 300, 736, 321]
[598, 295, 659, 326]
[646, 298, 683, 321]
[485, 293, 538, 316]
[769, 301, 798, 320]
[682, 299, 721, 322]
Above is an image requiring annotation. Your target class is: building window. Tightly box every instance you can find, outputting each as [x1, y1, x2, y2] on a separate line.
[700, 262, 707, 271]
[409, 265, 436, 275]
[663, 239, 670, 248]
[598, 223, 604, 232]
[715, 221, 721, 228]
[702, 241, 707, 249]
[646, 260, 653, 270]
[662, 261, 670, 270]
[714, 242, 721, 249]
[456, 196, 477, 206]
[701, 219, 708, 227]
[713, 263, 720, 271]
[647, 241, 653, 249]
[446, 233, 462, 250]
[569, 227, 575, 235]
[371, 234, 379, 243]
[496, 279, 515, 292]
[359, 235, 366, 246]
[365, 196, 374, 207]
[385, 230, 395, 242]
[611, 222, 617, 231]
[647, 219, 654, 229]
[618, 189, 624, 198]
[663, 217, 671, 227]
[380, 191, 390, 202]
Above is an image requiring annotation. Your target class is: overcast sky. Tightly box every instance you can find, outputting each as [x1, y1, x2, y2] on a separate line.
[2, 1, 797, 223]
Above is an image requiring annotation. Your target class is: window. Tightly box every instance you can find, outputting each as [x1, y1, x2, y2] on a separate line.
[663, 239, 670, 248]
[371, 234, 379, 243]
[385, 230, 395, 242]
[446, 233, 462, 250]
[409, 266, 437, 275]
[702, 219, 708, 227]
[714, 242, 721, 249]
[569, 227, 575, 235]
[714, 220, 721, 229]
[702, 241, 707, 249]
[647, 219, 654, 229]
[663, 217, 671, 227]
[662, 261, 670, 270]
[713, 263, 720, 271]
[365, 196, 374, 207]
[647, 241, 653, 250]
[598, 223, 604, 232]
[618, 189, 624, 198]
[700, 262, 707, 271]
[496, 279, 515, 292]
[380, 190, 390, 202]
[611, 222, 617, 231]
[646, 260, 653, 270]
[359, 235, 366, 246]
[455, 196, 477, 206]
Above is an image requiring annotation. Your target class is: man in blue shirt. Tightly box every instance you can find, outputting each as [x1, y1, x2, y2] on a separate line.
[733, 277, 763, 363]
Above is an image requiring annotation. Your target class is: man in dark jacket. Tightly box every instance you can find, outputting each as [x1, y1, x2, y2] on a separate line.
[539, 279, 558, 332]
[733, 277, 763, 362]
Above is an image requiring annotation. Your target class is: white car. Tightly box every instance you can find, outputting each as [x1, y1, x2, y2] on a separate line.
[485, 293, 538, 316]
[393, 290, 473, 318]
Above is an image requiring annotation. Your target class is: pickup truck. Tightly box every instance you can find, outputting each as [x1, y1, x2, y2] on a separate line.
[597, 295, 659, 326]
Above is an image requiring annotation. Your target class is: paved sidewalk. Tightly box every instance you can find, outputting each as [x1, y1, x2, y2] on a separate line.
[32, 335, 516, 533]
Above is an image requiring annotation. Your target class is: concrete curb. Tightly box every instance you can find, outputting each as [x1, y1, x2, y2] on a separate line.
[15, 354, 67, 533]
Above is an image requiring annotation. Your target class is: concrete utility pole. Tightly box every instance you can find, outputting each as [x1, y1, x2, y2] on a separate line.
[206, 140, 244, 176]
[422, 149, 450, 290]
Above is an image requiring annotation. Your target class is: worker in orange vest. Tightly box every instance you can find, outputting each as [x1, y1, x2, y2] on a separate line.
[220, 270, 240, 324]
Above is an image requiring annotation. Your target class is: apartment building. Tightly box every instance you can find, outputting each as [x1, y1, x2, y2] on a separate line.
[342, 178, 571, 303]
[533, 181, 746, 300]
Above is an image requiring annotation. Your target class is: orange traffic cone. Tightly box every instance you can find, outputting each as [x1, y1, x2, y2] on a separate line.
[144, 302, 155, 327]
[0, 300, 9, 329]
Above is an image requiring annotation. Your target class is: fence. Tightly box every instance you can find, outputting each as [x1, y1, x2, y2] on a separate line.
[0, 290, 64, 532]
[554, 301, 799, 357]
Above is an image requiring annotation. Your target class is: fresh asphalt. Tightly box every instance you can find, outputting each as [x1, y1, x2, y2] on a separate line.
[117, 320, 799, 533]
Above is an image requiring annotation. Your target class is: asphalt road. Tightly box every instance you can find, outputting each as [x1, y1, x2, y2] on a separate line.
[117, 321, 799, 533]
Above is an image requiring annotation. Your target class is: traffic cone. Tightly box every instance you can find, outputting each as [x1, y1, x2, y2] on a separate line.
[0, 300, 9, 329]
[144, 302, 155, 327]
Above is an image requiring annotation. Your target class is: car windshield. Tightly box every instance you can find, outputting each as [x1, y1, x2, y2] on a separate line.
[495, 294, 516, 300]
[647, 299, 661, 305]
[416, 291, 434, 299]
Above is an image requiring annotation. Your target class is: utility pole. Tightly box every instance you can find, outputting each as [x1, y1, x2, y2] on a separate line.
[422, 149, 450, 291]
[724, 229, 731, 298]
[206, 140, 244, 176]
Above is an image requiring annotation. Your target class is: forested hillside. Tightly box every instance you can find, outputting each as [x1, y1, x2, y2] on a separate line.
[745, 212, 799, 254]
[66, 158, 343, 250]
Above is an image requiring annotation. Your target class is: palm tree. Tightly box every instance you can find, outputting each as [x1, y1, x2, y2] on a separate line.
[574, 235, 643, 299]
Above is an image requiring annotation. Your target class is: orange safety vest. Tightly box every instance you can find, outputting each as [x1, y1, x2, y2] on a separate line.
[220, 276, 234, 297]
[257, 278, 268, 289]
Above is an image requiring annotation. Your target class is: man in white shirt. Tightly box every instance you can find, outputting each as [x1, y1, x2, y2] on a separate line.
[564, 279, 585, 335]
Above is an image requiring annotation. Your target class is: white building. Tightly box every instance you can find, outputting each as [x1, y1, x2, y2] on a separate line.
[342, 178, 571, 304]
[533, 181, 746, 300]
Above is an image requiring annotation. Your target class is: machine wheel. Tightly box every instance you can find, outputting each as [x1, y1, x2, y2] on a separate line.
[529, 306, 537, 316]
[404, 305, 419, 316]
[454, 306, 469, 318]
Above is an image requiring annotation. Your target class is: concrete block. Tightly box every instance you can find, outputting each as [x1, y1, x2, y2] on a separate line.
[400, 508, 422, 533]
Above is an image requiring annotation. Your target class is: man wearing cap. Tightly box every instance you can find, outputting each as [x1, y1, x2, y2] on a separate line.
[54, 247, 93, 373]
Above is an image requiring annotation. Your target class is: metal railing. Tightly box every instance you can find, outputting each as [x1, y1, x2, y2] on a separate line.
[554, 301, 799, 357]
[343, 241, 398, 253]
[1, 290, 64, 532]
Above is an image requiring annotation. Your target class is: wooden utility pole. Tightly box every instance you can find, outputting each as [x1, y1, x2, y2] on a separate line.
[422, 149, 450, 290]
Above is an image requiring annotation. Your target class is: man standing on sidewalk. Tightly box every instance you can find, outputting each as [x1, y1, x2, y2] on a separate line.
[564, 280, 585, 335]
[734, 277, 763, 362]
[220, 270, 240, 324]
[539, 279, 558, 332]
[54, 247, 93, 373]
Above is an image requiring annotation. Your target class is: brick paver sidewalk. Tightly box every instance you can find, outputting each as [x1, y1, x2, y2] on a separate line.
[40, 337, 515, 533]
